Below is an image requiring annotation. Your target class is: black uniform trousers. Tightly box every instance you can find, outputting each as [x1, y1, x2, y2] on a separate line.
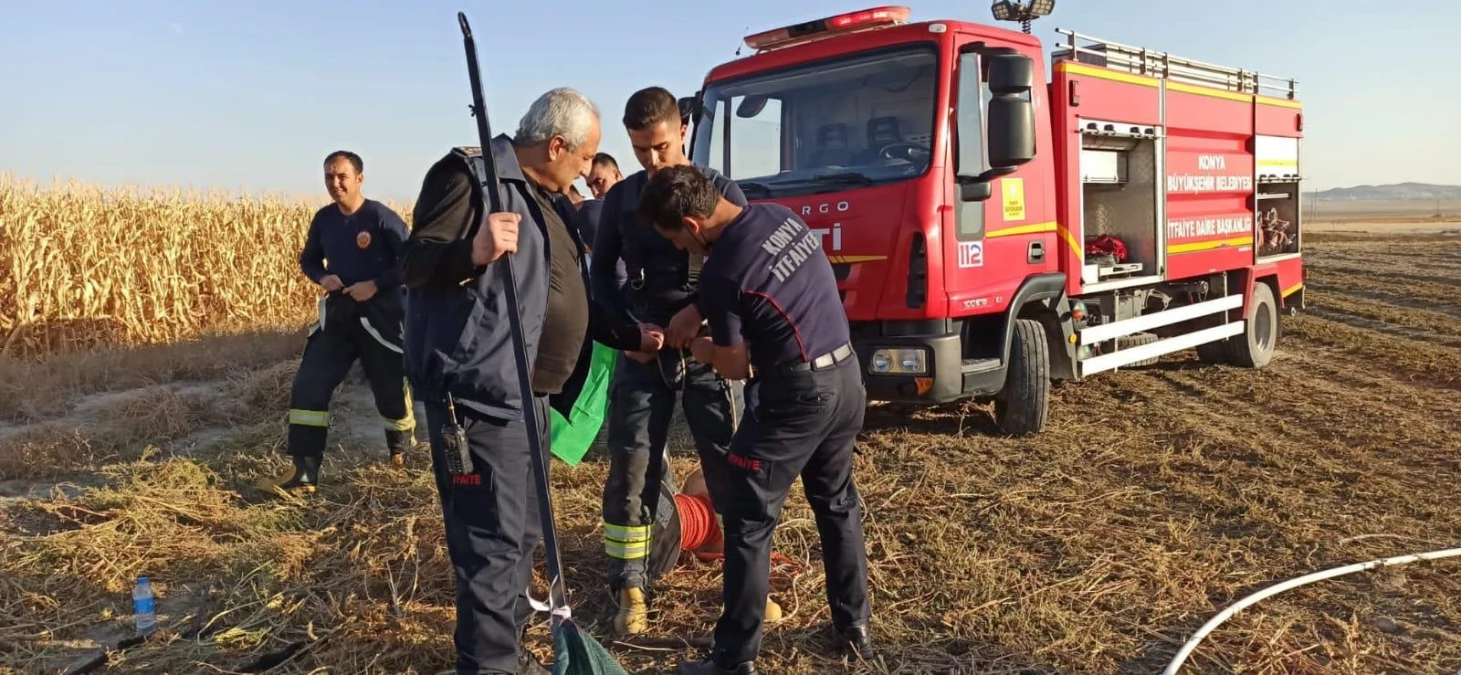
[602, 348, 741, 590]
[287, 292, 415, 459]
[425, 394, 549, 675]
[710, 353, 871, 667]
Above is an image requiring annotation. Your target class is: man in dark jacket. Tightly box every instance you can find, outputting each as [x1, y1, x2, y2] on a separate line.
[399, 87, 661, 675]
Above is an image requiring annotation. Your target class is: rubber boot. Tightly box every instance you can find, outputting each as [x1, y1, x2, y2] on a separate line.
[838, 623, 875, 661]
[764, 597, 783, 623]
[613, 586, 649, 635]
[678, 659, 757, 675]
[261, 454, 320, 495]
[386, 428, 415, 468]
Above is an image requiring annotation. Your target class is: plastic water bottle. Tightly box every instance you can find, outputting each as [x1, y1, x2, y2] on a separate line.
[133, 576, 156, 636]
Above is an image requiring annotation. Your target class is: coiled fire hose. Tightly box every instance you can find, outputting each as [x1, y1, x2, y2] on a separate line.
[1163, 546, 1461, 674]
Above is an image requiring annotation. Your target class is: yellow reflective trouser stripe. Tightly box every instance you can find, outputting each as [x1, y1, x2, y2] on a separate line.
[383, 414, 415, 431]
[384, 379, 416, 430]
[603, 523, 652, 560]
[289, 409, 329, 427]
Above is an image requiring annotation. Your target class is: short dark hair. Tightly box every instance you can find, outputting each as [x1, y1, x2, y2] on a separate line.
[623, 86, 681, 132]
[324, 150, 363, 174]
[637, 165, 719, 231]
[592, 152, 618, 170]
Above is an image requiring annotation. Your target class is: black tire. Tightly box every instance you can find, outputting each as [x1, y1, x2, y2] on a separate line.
[1226, 282, 1278, 368]
[994, 318, 1050, 436]
[1115, 332, 1160, 368]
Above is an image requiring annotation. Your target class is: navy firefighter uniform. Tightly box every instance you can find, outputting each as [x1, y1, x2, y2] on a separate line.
[635, 166, 874, 675]
[274, 198, 416, 492]
[589, 165, 752, 630]
[399, 138, 651, 675]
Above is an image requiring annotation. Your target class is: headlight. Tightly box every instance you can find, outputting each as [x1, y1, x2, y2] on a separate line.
[868, 348, 927, 375]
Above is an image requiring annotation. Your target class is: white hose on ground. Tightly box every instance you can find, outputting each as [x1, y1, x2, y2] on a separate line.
[1163, 546, 1461, 675]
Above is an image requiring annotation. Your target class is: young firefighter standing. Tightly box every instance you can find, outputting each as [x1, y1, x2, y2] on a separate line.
[637, 166, 874, 675]
[265, 151, 417, 495]
[588, 86, 781, 634]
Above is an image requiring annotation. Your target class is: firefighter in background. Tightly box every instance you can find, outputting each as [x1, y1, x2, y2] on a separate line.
[264, 150, 416, 495]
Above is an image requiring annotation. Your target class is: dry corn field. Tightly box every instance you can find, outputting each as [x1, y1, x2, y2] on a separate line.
[2, 181, 1461, 675]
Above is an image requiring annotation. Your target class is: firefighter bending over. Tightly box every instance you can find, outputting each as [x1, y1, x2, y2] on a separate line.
[265, 150, 417, 495]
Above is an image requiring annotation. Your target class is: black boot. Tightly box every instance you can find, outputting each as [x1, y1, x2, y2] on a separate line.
[262, 453, 320, 495]
[515, 624, 549, 675]
[838, 623, 875, 661]
[678, 659, 756, 675]
[386, 428, 415, 467]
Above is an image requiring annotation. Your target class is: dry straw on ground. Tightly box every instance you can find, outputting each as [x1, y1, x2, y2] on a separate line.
[0, 174, 408, 360]
[2, 180, 1461, 674]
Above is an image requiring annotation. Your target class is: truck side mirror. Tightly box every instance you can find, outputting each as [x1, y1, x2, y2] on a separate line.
[986, 52, 1036, 170]
[678, 95, 700, 124]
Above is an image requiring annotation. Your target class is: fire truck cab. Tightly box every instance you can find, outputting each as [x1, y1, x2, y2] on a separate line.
[683, 6, 1306, 435]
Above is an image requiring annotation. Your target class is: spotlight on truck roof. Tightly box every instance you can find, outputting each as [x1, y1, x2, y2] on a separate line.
[991, 0, 1055, 33]
[743, 6, 912, 52]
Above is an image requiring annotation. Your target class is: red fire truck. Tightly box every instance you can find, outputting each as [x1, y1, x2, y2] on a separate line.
[681, 5, 1306, 435]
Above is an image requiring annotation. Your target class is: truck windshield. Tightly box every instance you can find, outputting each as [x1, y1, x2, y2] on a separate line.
[691, 44, 938, 199]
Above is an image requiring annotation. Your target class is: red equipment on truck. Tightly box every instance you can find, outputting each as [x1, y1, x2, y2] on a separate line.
[680, 5, 1306, 435]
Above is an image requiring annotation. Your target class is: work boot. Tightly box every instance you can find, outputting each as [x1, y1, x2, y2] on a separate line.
[838, 622, 875, 662]
[259, 454, 320, 495]
[386, 428, 415, 468]
[678, 658, 757, 675]
[517, 650, 549, 675]
[764, 597, 783, 623]
[613, 586, 649, 635]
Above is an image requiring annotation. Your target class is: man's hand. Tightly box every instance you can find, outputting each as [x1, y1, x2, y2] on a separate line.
[625, 323, 664, 363]
[625, 350, 656, 364]
[665, 304, 704, 349]
[637, 326, 665, 353]
[343, 279, 378, 302]
[472, 212, 520, 265]
[689, 336, 715, 366]
[319, 274, 344, 293]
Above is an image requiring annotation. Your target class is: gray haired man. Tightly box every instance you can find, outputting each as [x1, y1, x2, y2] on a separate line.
[401, 88, 664, 675]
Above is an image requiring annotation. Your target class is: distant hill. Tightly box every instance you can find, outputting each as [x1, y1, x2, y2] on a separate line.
[1313, 182, 1461, 202]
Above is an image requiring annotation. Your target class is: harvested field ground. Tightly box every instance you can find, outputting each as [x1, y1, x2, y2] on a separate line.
[3, 225, 1461, 675]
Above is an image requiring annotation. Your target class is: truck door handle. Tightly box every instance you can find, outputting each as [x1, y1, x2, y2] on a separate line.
[1028, 241, 1045, 264]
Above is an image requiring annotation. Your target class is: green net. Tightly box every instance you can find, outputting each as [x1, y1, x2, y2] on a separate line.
[552, 618, 630, 675]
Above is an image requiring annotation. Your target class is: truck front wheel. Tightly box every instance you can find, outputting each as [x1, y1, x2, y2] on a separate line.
[1227, 281, 1278, 368]
[994, 318, 1050, 436]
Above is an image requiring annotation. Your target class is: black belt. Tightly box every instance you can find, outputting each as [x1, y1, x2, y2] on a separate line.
[774, 342, 854, 376]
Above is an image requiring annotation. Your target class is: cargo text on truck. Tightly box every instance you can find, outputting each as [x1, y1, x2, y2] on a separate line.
[678, 3, 1305, 435]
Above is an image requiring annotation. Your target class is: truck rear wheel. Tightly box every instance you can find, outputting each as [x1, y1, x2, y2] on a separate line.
[994, 318, 1049, 436]
[1226, 281, 1278, 368]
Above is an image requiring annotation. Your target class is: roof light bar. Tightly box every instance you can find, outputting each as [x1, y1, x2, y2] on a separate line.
[743, 6, 912, 52]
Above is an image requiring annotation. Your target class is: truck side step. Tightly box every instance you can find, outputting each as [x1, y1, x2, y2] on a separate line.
[1082, 322, 1244, 376]
[1079, 293, 1243, 346]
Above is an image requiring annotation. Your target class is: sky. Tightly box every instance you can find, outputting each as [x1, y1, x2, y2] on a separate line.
[3, 0, 1459, 203]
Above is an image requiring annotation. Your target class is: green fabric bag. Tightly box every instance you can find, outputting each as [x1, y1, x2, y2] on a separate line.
[548, 341, 617, 466]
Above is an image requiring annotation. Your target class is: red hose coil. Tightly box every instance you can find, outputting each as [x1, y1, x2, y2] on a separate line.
[675, 492, 717, 551]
